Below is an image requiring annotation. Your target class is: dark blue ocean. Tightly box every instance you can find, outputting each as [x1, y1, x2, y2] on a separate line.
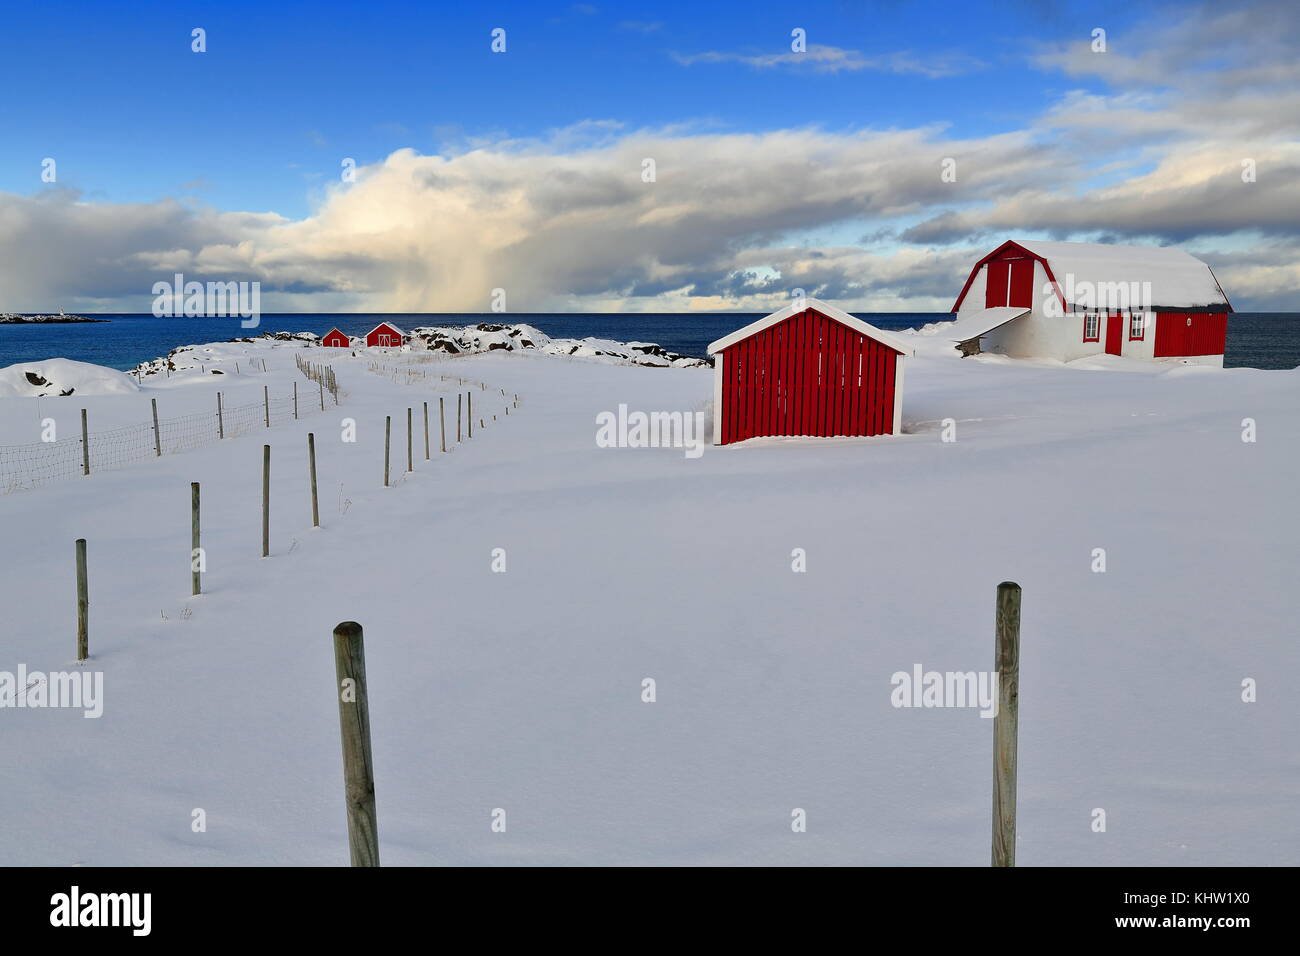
[2, 312, 1297, 370]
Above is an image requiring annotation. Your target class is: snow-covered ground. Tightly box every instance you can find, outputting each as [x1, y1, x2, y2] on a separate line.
[0, 326, 1296, 865]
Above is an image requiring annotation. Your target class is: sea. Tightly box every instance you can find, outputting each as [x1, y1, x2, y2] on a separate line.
[2, 312, 1298, 370]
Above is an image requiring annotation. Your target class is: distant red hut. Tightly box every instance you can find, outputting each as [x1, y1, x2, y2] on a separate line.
[321, 328, 349, 348]
[365, 322, 405, 348]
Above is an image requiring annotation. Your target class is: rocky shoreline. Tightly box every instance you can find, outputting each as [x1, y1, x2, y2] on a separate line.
[0, 313, 106, 324]
[127, 324, 711, 377]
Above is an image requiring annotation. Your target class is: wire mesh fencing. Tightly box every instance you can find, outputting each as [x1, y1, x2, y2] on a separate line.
[1, 373, 338, 495]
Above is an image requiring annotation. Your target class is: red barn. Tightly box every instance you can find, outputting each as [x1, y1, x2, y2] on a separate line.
[365, 322, 405, 348]
[321, 328, 349, 348]
[707, 298, 912, 445]
[948, 240, 1232, 365]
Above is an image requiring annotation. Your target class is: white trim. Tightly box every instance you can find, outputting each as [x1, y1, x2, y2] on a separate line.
[712, 352, 725, 445]
[706, 297, 914, 356]
[892, 355, 905, 435]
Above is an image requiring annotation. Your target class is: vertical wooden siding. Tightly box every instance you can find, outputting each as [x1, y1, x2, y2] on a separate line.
[1153, 312, 1229, 357]
[719, 309, 898, 444]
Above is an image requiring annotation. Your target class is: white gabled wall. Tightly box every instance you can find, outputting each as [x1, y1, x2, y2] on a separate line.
[956, 267, 988, 315]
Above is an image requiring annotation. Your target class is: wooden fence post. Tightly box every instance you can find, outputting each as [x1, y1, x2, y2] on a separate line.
[423, 402, 430, 461]
[75, 538, 88, 661]
[264, 385, 270, 427]
[217, 392, 224, 439]
[383, 416, 391, 487]
[992, 581, 1021, 867]
[439, 397, 446, 453]
[457, 394, 462, 442]
[468, 393, 473, 438]
[308, 433, 320, 528]
[332, 621, 379, 866]
[262, 445, 271, 558]
[80, 409, 90, 476]
[294, 381, 299, 420]
[151, 398, 162, 456]
[407, 407, 413, 473]
[191, 482, 201, 596]
[320, 381, 325, 411]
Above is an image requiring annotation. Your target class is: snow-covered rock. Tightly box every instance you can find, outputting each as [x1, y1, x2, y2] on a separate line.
[0, 358, 139, 397]
[129, 333, 321, 378]
[408, 322, 711, 367]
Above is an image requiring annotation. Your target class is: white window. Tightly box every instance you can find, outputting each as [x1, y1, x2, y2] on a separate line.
[1129, 312, 1145, 340]
[1083, 313, 1099, 341]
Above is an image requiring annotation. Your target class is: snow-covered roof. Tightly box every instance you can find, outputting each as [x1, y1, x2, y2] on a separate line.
[942, 307, 1029, 343]
[1014, 240, 1231, 311]
[366, 322, 406, 337]
[707, 298, 914, 355]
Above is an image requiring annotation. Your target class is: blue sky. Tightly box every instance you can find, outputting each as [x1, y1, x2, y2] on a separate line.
[2, 0, 1138, 217]
[0, 0, 1295, 312]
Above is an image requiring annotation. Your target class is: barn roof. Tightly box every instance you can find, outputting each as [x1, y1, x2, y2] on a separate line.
[1010, 240, 1231, 311]
[707, 298, 914, 356]
[366, 322, 406, 337]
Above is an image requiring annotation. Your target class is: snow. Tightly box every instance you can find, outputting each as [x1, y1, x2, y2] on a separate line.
[409, 322, 710, 367]
[1015, 240, 1230, 310]
[0, 331, 1296, 865]
[0, 358, 139, 397]
[932, 307, 1030, 344]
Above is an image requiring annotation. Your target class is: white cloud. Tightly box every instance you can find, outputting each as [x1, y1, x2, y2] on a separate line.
[3, 4, 1299, 314]
[672, 44, 982, 78]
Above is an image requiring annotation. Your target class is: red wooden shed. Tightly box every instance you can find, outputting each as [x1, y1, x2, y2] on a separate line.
[365, 322, 405, 348]
[321, 328, 349, 348]
[707, 298, 912, 445]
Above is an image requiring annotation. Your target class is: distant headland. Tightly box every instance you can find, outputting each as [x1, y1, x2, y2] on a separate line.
[0, 313, 107, 324]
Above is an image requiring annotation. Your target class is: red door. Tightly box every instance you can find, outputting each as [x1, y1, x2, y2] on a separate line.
[984, 260, 1010, 307]
[1104, 312, 1123, 355]
[984, 257, 1033, 308]
[1008, 259, 1034, 308]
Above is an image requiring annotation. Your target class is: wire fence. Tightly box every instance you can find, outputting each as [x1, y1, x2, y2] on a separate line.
[1, 366, 339, 495]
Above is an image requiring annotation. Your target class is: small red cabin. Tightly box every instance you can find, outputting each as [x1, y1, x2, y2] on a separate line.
[321, 328, 349, 348]
[707, 298, 911, 445]
[365, 322, 405, 348]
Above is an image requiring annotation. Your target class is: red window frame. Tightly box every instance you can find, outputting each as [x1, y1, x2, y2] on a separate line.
[1082, 313, 1100, 342]
[1128, 312, 1146, 341]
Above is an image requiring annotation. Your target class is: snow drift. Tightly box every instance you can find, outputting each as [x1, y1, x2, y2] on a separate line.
[0, 358, 139, 397]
